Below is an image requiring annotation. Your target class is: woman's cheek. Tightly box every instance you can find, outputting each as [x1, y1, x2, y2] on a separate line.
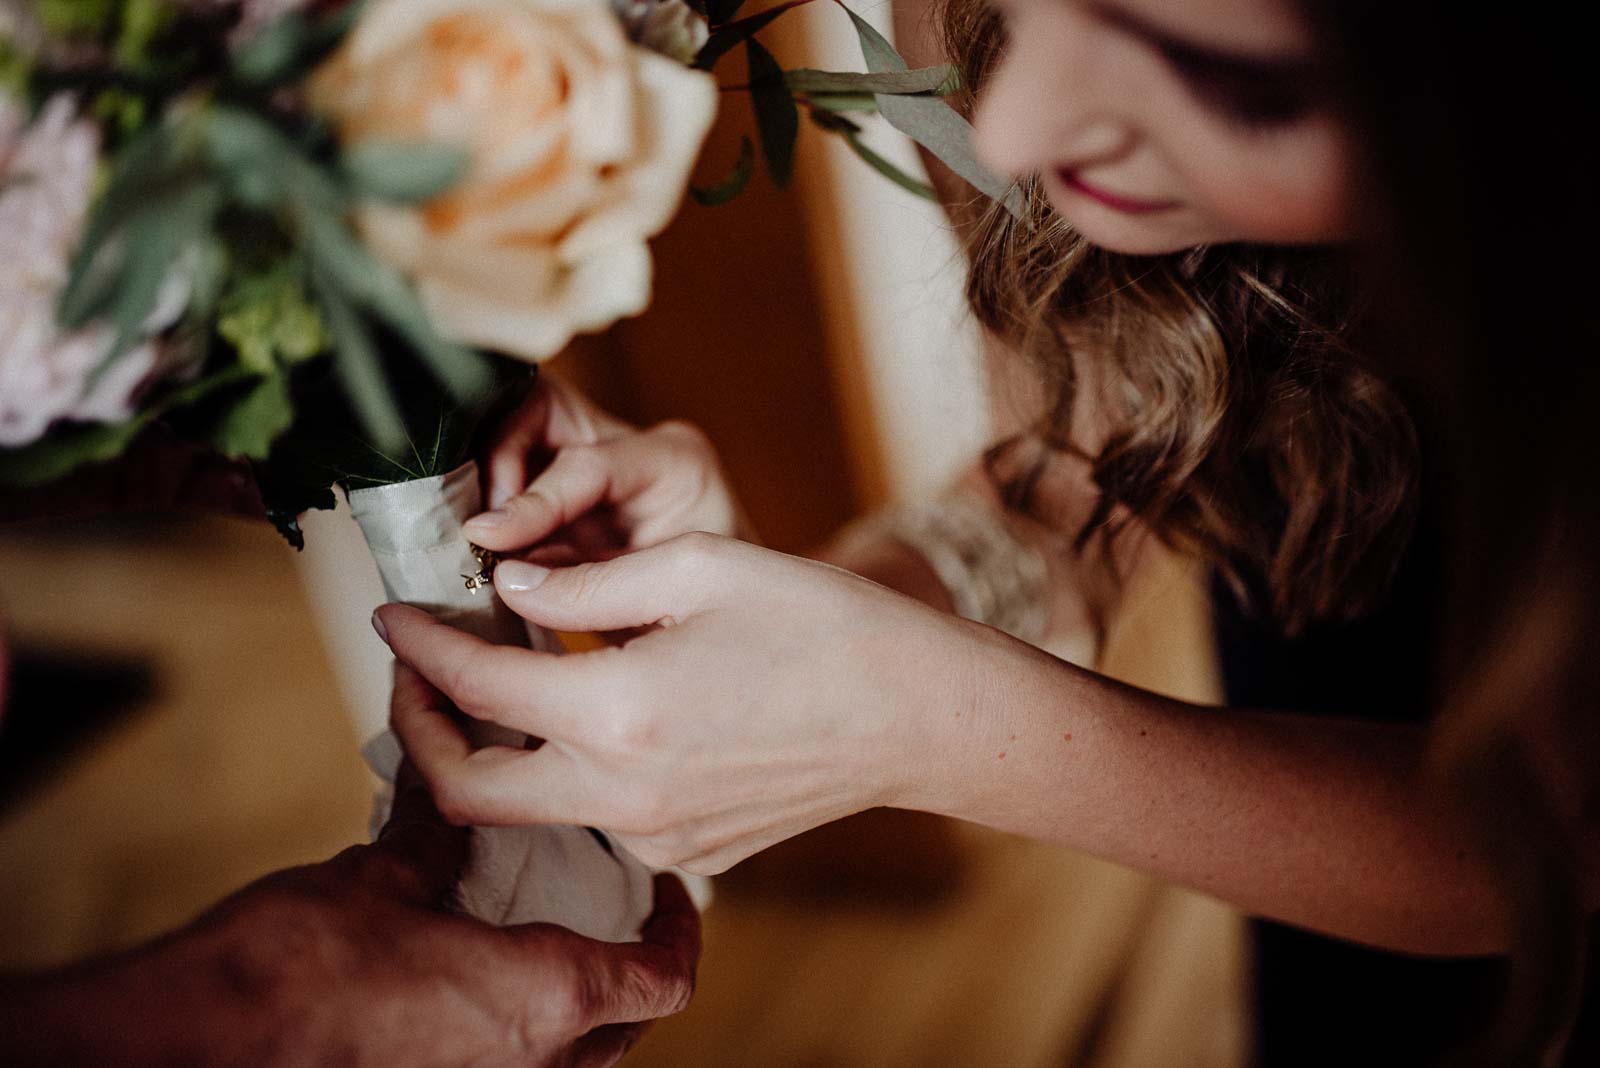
[1189, 127, 1358, 245]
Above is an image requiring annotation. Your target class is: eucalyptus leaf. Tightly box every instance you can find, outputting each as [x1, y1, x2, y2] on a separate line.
[747, 39, 797, 187]
[342, 142, 469, 203]
[59, 124, 181, 329]
[313, 274, 407, 452]
[690, 137, 755, 206]
[304, 209, 491, 404]
[844, 7, 1024, 218]
[804, 92, 878, 114]
[97, 181, 221, 382]
[0, 367, 254, 488]
[229, 11, 309, 86]
[784, 66, 957, 96]
[203, 106, 298, 208]
[841, 131, 937, 200]
[214, 373, 295, 460]
[694, 2, 797, 70]
[0, 420, 148, 489]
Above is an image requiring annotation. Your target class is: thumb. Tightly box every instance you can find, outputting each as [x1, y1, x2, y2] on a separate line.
[494, 532, 738, 633]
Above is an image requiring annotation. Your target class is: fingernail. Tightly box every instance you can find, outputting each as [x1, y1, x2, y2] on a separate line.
[497, 560, 550, 592]
[371, 610, 390, 643]
[465, 509, 507, 531]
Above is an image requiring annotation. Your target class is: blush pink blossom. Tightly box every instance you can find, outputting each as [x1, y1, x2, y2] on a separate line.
[0, 95, 187, 448]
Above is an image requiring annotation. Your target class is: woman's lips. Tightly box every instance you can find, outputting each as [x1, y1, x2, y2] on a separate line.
[1054, 169, 1179, 215]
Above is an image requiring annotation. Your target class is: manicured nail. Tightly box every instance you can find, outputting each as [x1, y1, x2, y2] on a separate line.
[371, 610, 389, 643]
[497, 560, 550, 591]
[465, 509, 507, 530]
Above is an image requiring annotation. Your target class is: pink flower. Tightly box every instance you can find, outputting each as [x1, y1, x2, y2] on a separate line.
[0, 95, 187, 448]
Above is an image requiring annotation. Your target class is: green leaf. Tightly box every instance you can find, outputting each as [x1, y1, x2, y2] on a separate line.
[303, 209, 492, 404]
[203, 106, 299, 209]
[96, 180, 220, 382]
[114, 0, 175, 70]
[804, 92, 878, 114]
[842, 6, 1024, 218]
[690, 137, 756, 206]
[34, 0, 116, 37]
[217, 259, 328, 373]
[342, 142, 470, 203]
[59, 123, 182, 329]
[784, 66, 958, 96]
[747, 39, 797, 187]
[694, 0, 803, 70]
[214, 373, 295, 460]
[840, 131, 937, 201]
[229, 11, 309, 86]
[0, 366, 259, 489]
[0, 420, 149, 489]
[312, 273, 407, 453]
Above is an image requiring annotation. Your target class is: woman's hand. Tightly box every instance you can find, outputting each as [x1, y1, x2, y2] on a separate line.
[468, 375, 755, 566]
[0, 670, 701, 1068]
[375, 533, 1027, 875]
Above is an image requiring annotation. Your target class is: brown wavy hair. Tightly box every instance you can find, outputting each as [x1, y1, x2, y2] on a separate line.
[934, 0, 1419, 636]
[934, 0, 1599, 1058]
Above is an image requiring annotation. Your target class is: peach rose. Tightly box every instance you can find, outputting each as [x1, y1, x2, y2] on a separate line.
[310, 0, 717, 362]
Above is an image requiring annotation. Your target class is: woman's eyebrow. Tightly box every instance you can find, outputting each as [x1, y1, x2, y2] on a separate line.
[1085, 0, 1320, 77]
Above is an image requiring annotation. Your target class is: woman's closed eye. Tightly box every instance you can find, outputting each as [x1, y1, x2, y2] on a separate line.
[1158, 43, 1325, 132]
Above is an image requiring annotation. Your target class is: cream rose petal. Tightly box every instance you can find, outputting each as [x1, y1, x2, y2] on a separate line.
[421, 240, 651, 359]
[558, 49, 716, 263]
[317, 0, 718, 363]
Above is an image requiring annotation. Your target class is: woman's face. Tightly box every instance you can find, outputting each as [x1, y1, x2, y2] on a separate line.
[972, 0, 1356, 254]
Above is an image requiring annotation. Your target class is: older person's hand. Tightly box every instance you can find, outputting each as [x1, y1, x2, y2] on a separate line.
[0, 665, 700, 1067]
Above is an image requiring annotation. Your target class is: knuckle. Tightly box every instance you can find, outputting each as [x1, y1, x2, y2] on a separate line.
[543, 961, 593, 1027]
[616, 783, 674, 839]
[679, 853, 730, 878]
[442, 661, 488, 718]
[508, 485, 558, 523]
[429, 776, 476, 826]
[601, 702, 658, 756]
[651, 418, 713, 457]
[562, 440, 608, 479]
[667, 530, 722, 577]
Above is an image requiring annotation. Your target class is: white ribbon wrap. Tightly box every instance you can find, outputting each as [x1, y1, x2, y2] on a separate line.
[346, 461, 658, 942]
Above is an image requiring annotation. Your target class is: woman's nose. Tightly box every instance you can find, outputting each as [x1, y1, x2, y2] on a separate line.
[970, 11, 1134, 180]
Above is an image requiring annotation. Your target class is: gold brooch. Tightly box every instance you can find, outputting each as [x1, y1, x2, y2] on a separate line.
[462, 543, 499, 593]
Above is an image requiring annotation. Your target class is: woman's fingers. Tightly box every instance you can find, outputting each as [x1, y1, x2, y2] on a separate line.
[484, 379, 552, 510]
[466, 443, 616, 552]
[493, 533, 737, 633]
[374, 604, 606, 740]
[482, 375, 633, 509]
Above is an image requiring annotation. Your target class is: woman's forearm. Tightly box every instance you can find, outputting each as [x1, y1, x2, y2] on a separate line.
[904, 627, 1506, 958]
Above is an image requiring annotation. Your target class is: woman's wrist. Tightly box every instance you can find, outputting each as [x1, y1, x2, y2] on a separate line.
[882, 611, 1064, 820]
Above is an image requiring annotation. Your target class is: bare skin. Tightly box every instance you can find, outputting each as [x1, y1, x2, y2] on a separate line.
[0, 662, 700, 1067]
[374, 0, 1596, 964]
[376, 375, 1516, 958]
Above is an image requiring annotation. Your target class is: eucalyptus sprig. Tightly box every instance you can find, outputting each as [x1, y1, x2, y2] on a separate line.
[688, 0, 1023, 216]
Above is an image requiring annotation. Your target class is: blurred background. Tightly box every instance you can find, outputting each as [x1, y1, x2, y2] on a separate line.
[0, 6, 1248, 1064]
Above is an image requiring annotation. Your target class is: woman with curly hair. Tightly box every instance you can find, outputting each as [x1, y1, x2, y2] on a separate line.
[377, 0, 1599, 1060]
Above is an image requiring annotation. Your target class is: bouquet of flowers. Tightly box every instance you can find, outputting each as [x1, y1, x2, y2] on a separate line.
[0, 0, 1014, 939]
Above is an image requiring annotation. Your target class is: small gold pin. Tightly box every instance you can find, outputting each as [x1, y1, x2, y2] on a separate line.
[462, 544, 499, 593]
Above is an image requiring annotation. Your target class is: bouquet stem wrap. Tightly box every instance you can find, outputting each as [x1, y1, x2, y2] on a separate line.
[347, 460, 657, 942]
